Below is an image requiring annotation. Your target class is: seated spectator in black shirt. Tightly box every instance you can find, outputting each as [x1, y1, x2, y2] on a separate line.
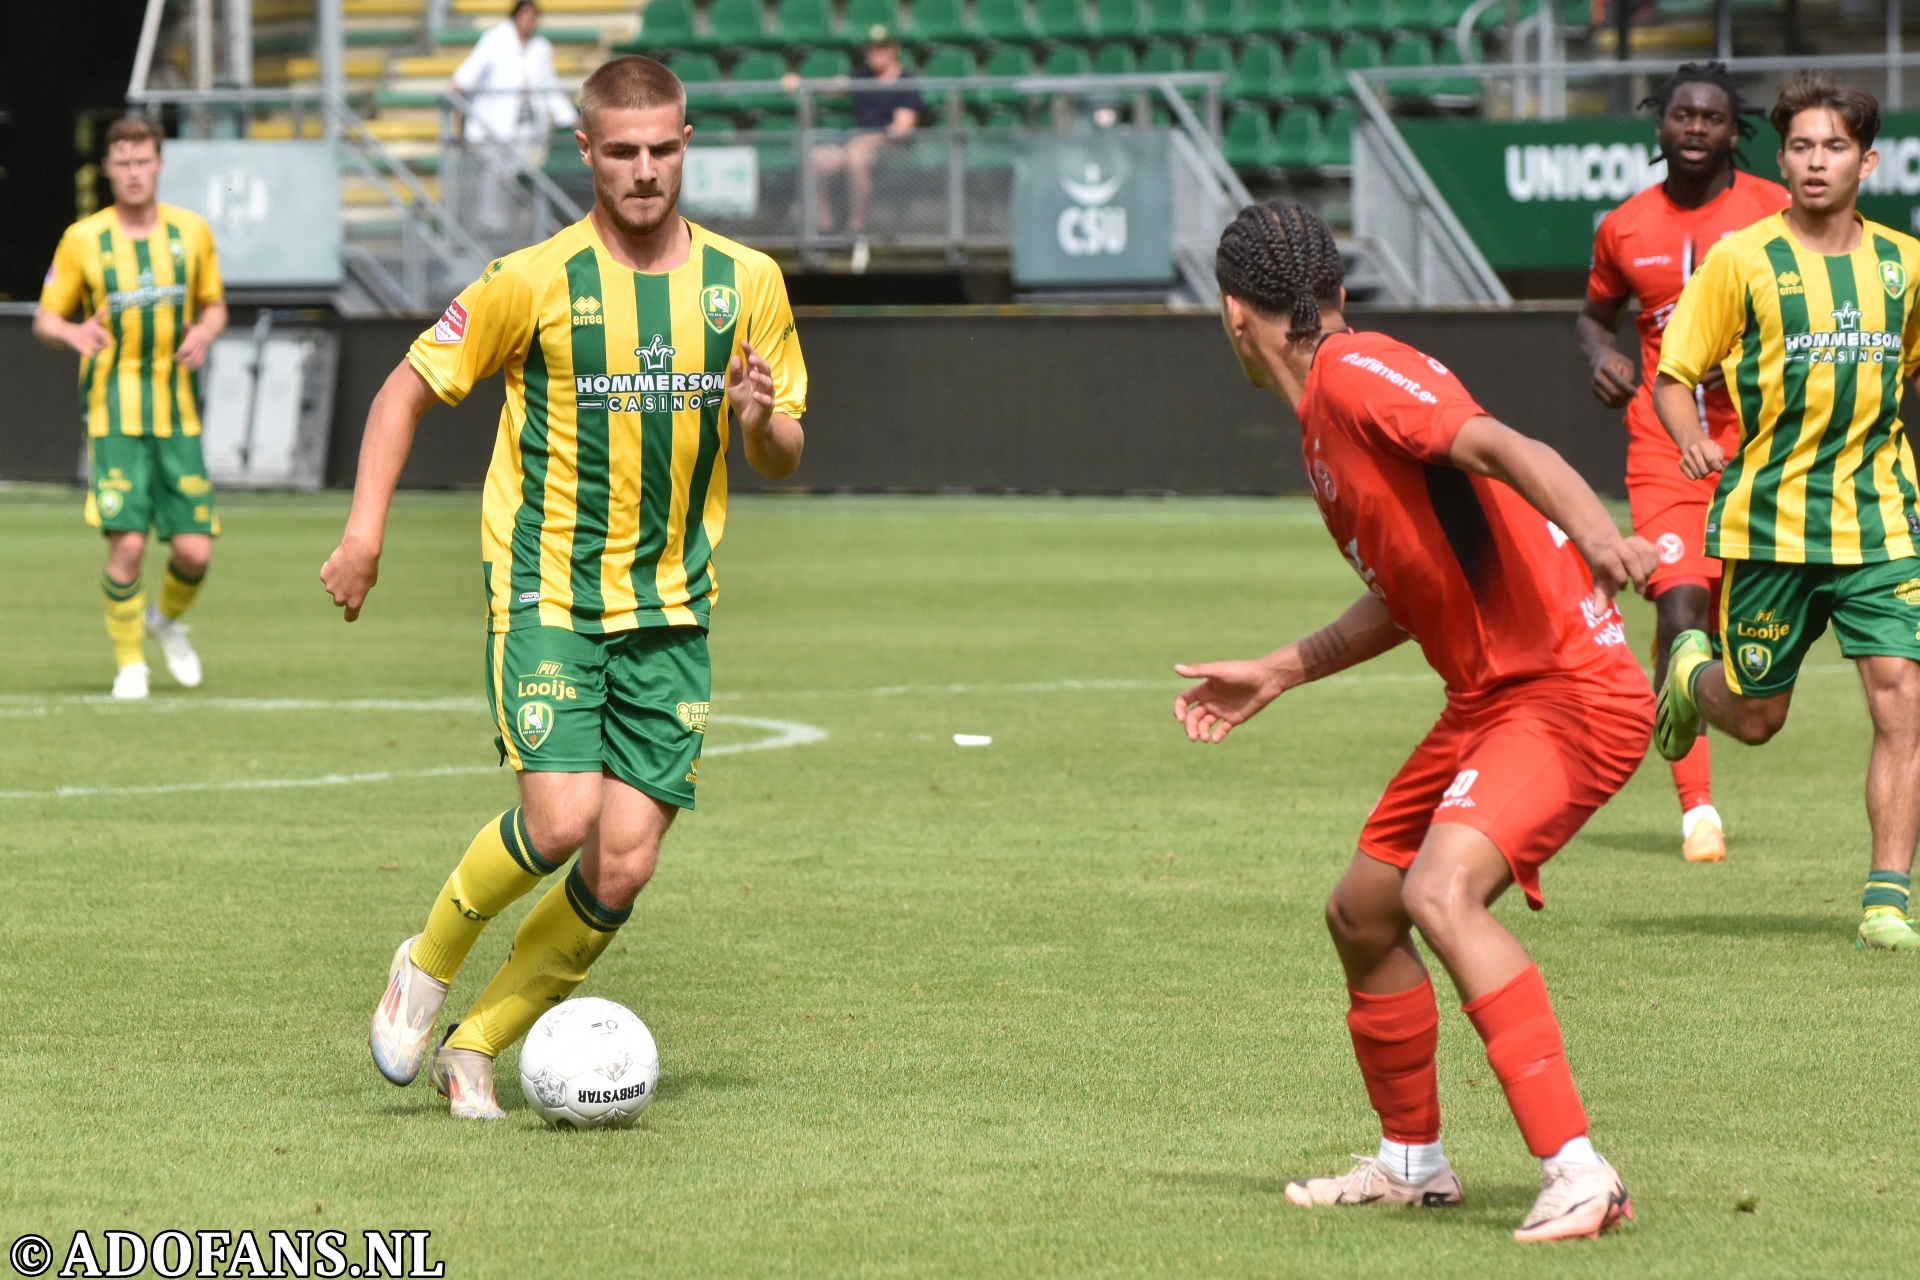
[812, 27, 922, 259]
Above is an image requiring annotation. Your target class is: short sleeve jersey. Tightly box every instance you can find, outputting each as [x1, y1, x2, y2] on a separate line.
[1587, 172, 1788, 459]
[39, 204, 224, 438]
[409, 217, 807, 635]
[1657, 212, 1920, 564]
[1298, 331, 1642, 699]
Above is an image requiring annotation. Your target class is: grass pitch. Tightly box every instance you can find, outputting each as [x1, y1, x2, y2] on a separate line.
[2, 489, 1916, 1278]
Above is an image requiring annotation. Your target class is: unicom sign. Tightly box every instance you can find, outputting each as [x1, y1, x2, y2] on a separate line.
[1503, 143, 1668, 203]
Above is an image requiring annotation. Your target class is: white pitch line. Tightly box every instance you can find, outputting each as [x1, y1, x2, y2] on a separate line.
[0, 715, 827, 802]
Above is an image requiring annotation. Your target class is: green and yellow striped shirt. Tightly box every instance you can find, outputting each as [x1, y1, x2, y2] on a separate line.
[409, 217, 806, 634]
[39, 204, 224, 438]
[1659, 211, 1920, 564]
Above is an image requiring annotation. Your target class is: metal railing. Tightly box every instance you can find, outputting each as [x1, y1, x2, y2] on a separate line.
[126, 87, 493, 311]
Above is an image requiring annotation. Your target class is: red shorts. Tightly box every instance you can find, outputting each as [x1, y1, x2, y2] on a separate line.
[1358, 679, 1652, 910]
[1625, 399, 1734, 596]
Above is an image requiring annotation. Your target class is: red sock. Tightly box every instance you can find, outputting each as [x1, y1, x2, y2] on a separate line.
[1669, 733, 1712, 813]
[1462, 966, 1587, 1158]
[1346, 977, 1441, 1144]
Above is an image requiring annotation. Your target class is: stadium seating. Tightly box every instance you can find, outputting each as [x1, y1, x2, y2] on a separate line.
[1269, 102, 1323, 167]
[1092, 42, 1138, 73]
[1043, 43, 1093, 75]
[1291, 0, 1345, 33]
[1235, 0, 1292, 36]
[1384, 31, 1434, 103]
[842, 0, 903, 41]
[922, 44, 980, 80]
[668, 49, 723, 85]
[1187, 36, 1234, 100]
[1337, 33, 1383, 76]
[772, 0, 838, 48]
[1430, 33, 1486, 100]
[902, 0, 982, 41]
[1145, 0, 1195, 37]
[1316, 101, 1355, 164]
[1226, 37, 1284, 102]
[728, 49, 793, 112]
[973, 0, 1039, 40]
[632, 0, 696, 48]
[1222, 103, 1274, 168]
[1388, 0, 1440, 31]
[1092, 0, 1145, 37]
[1195, 0, 1242, 36]
[1344, 0, 1390, 34]
[1035, 0, 1096, 42]
[1282, 36, 1341, 102]
[705, 0, 771, 47]
[978, 43, 1037, 105]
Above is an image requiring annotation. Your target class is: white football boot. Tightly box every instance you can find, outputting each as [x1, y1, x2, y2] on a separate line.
[430, 1034, 506, 1120]
[144, 607, 202, 688]
[1513, 1156, 1632, 1242]
[111, 663, 150, 700]
[369, 936, 448, 1085]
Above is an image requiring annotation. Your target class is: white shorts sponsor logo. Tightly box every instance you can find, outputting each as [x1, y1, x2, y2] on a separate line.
[1437, 768, 1479, 810]
[1656, 532, 1685, 564]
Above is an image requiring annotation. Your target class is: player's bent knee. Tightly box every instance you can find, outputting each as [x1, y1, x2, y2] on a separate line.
[520, 807, 593, 864]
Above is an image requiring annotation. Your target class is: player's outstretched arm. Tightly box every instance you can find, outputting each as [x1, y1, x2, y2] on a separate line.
[1449, 415, 1657, 604]
[1652, 372, 1727, 480]
[727, 340, 804, 480]
[319, 360, 438, 622]
[1576, 297, 1638, 410]
[1173, 593, 1405, 743]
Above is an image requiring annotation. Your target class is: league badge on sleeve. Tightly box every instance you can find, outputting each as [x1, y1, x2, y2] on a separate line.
[1882, 260, 1907, 298]
[433, 299, 469, 345]
[701, 285, 740, 335]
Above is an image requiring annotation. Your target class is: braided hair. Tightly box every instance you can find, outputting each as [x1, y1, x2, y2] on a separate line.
[1214, 201, 1345, 342]
[1639, 61, 1760, 167]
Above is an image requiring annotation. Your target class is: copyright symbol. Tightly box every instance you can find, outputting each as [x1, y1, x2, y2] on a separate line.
[9, 1235, 51, 1278]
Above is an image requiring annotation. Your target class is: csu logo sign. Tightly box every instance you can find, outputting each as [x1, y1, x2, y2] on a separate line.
[1056, 155, 1129, 257]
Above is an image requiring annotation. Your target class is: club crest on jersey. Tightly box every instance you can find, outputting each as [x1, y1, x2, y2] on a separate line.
[1884, 260, 1907, 297]
[434, 299, 468, 344]
[701, 285, 741, 334]
[517, 701, 555, 751]
[1736, 643, 1773, 681]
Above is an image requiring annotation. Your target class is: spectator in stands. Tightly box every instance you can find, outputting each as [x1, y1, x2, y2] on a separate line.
[453, 1, 580, 233]
[803, 27, 923, 272]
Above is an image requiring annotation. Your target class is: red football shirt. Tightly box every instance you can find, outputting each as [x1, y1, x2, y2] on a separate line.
[1587, 171, 1789, 479]
[1298, 331, 1644, 700]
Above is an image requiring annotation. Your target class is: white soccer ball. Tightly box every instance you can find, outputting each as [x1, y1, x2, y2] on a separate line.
[518, 997, 659, 1129]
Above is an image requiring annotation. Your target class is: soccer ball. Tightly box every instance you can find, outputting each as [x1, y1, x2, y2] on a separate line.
[518, 997, 659, 1129]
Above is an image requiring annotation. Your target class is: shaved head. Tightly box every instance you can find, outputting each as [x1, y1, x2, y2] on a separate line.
[580, 55, 686, 135]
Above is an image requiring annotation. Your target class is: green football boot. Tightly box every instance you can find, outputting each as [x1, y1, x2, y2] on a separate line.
[1654, 630, 1713, 762]
[1857, 907, 1920, 951]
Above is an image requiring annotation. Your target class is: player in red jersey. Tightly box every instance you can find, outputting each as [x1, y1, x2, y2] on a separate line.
[1177, 203, 1657, 1242]
[1580, 62, 1788, 863]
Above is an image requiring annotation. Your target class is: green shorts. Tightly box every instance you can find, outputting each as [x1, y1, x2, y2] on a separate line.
[1715, 557, 1920, 696]
[85, 433, 219, 538]
[486, 624, 711, 809]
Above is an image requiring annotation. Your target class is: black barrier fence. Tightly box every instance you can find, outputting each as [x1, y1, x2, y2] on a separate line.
[2, 304, 1632, 496]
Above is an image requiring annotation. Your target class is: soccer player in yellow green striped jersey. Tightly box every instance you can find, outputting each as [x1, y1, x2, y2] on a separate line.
[323, 56, 806, 1116]
[1655, 72, 1920, 950]
[34, 114, 227, 700]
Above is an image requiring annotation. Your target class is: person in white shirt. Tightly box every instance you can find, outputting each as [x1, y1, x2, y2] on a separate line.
[452, 1, 580, 234]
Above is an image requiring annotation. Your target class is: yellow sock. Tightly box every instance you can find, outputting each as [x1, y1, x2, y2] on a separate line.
[445, 863, 631, 1057]
[102, 572, 145, 668]
[409, 808, 558, 984]
[158, 560, 205, 621]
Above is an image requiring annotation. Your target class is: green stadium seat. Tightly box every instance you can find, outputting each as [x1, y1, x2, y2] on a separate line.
[728, 50, 792, 112]
[1093, 0, 1144, 37]
[1092, 42, 1138, 72]
[1227, 36, 1284, 102]
[1337, 34, 1382, 76]
[1043, 43, 1093, 74]
[1292, 0, 1345, 33]
[632, 0, 696, 49]
[1314, 100, 1354, 164]
[669, 50, 724, 84]
[979, 43, 1036, 104]
[1222, 103, 1274, 169]
[843, 0, 904, 42]
[1345, 0, 1389, 32]
[979, 102, 1029, 127]
[1186, 35, 1233, 99]
[1195, 0, 1242, 33]
[1429, 32, 1484, 99]
[904, 0, 983, 41]
[1036, 0, 1095, 42]
[1145, 0, 1193, 37]
[976, 0, 1041, 40]
[1140, 38, 1185, 73]
[1385, 32, 1434, 102]
[1235, 0, 1294, 35]
[1283, 36, 1341, 101]
[1388, 0, 1440, 30]
[796, 46, 852, 75]
[922, 44, 980, 78]
[1269, 103, 1323, 167]
[704, 0, 771, 47]
[773, 0, 839, 48]
[1437, 0, 1503, 29]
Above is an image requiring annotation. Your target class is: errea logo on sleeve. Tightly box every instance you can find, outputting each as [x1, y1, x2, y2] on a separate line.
[433, 300, 468, 345]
